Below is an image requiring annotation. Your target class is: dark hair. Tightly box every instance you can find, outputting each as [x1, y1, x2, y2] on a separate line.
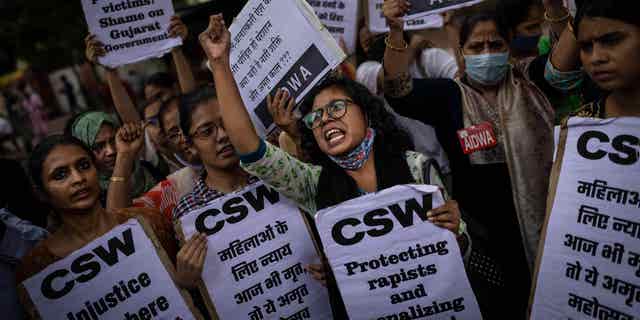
[178, 85, 217, 140]
[495, 0, 538, 33]
[459, 12, 511, 47]
[145, 72, 175, 90]
[28, 135, 95, 191]
[158, 95, 180, 133]
[575, 0, 640, 36]
[298, 75, 414, 168]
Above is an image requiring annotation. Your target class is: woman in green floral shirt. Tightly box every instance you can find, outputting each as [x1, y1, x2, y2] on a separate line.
[198, 14, 471, 318]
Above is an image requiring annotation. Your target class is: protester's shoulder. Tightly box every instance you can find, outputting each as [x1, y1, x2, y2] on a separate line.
[569, 101, 604, 119]
[173, 189, 199, 221]
[421, 47, 455, 64]
[16, 240, 56, 283]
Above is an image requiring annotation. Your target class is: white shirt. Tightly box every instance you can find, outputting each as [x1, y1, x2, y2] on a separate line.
[409, 47, 459, 80]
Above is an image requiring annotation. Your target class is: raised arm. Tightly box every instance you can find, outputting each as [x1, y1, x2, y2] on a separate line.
[199, 14, 261, 155]
[545, 0, 581, 72]
[199, 15, 322, 213]
[85, 35, 141, 123]
[106, 122, 145, 210]
[381, 0, 413, 96]
[168, 16, 197, 94]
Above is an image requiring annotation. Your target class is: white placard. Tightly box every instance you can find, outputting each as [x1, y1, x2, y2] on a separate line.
[80, 0, 182, 68]
[307, 0, 360, 54]
[22, 218, 197, 319]
[403, 0, 485, 20]
[229, 0, 346, 137]
[367, 0, 444, 33]
[178, 182, 332, 320]
[531, 117, 640, 319]
[316, 184, 482, 319]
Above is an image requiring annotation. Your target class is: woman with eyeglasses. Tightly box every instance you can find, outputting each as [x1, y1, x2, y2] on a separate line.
[171, 86, 260, 221]
[198, 14, 469, 318]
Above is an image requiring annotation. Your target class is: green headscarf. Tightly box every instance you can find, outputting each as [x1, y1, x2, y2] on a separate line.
[70, 111, 118, 149]
[71, 111, 156, 197]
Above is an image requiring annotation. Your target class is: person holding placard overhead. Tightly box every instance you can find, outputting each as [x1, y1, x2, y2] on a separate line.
[85, 15, 198, 177]
[380, 0, 572, 317]
[196, 14, 470, 318]
[15, 131, 208, 318]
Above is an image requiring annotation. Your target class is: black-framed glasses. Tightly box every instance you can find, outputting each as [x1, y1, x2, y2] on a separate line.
[302, 99, 351, 129]
[189, 122, 221, 140]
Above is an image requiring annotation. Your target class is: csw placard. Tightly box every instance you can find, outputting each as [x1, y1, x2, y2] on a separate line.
[530, 117, 640, 319]
[316, 184, 482, 319]
[228, 0, 346, 137]
[367, 0, 444, 33]
[403, 0, 485, 20]
[177, 182, 332, 320]
[306, 0, 360, 54]
[80, 0, 182, 68]
[21, 217, 200, 320]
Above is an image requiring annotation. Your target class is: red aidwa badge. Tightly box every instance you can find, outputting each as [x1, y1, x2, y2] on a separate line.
[457, 122, 498, 155]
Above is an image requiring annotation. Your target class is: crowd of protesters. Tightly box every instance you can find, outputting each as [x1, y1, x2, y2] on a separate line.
[1, 0, 639, 318]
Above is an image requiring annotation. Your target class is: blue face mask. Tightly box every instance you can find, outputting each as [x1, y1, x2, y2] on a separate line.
[511, 35, 541, 54]
[464, 52, 510, 86]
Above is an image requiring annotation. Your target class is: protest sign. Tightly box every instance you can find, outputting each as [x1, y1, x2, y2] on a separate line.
[367, 0, 444, 33]
[307, 0, 360, 54]
[177, 182, 332, 320]
[403, 0, 485, 20]
[530, 117, 640, 319]
[316, 184, 482, 319]
[228, 0, 345, 137]
[21, 217, 199, 320]
[80, 0, 182, 68]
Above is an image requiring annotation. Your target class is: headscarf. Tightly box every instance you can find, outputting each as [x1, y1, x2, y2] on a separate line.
[70, 111, 118, 148]
[70, 111, 156, 198]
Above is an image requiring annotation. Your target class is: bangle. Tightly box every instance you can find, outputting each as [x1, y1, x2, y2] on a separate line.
[544, 9, 570, 23]
[110, 176, 126, 183]
[384, 35, 408, 52]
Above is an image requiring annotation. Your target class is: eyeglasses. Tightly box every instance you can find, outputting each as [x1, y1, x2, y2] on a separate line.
[189, 122, 221, 140]
[302, 99, 351, 129]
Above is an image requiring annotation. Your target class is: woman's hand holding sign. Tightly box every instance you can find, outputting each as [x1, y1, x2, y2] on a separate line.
[383, 0, 411, 31]
[427, 200, 461, 236]
[85, 34, 106, 65]
[176, 233, 208, 289]
[268, 89, 299, 139]
[168, 15, 189, 41]
[199, 14, 231, 67]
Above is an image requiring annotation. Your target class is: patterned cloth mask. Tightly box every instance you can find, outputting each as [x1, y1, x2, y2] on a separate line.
[328, 128, 376, 170]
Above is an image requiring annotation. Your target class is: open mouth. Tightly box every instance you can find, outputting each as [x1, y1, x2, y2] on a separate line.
[324, 128, 346, 146]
